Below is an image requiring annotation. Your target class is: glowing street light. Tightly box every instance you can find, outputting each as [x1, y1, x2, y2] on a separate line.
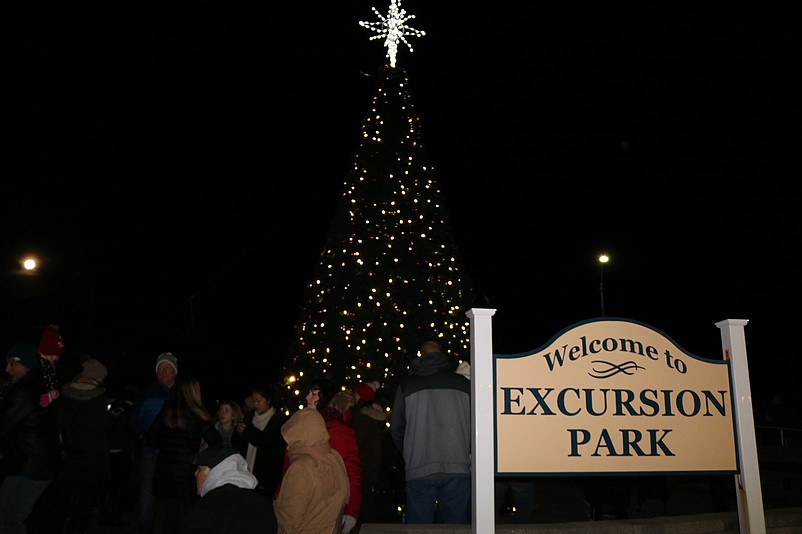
[21, 256, 39, 274]
[598, 254, 609, 317]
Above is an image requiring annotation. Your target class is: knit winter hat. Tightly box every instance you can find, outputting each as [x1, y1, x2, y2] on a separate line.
[155, 352, 178, 374]
[80, 358, 108, 383]
[354, 381, 379, 402]
[6, 342, 41, 370]
[38, 324, 65, 357]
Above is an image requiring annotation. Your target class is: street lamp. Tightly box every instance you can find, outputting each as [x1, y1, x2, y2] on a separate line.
[598, 254, 609, 317]
[19, 255, 40, 276]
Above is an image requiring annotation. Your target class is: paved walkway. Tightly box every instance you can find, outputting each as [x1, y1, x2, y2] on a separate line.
[78, 470, 802, 533]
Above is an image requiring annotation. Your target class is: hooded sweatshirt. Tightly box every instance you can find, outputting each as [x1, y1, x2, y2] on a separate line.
[390, 350, 471, 480]
[275, 408, 349, 534]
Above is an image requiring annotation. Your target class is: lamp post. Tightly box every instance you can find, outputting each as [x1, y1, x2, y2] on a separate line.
[598, 254, 609, 317]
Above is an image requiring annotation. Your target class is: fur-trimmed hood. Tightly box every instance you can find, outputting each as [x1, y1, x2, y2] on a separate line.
[61, 380, 106, 401]
[358, 402, 389, 422]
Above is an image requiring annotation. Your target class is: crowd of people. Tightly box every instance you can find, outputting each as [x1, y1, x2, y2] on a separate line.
[1, 324, 541, 533]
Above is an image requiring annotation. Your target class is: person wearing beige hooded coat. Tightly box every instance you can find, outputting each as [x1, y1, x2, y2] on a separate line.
[275, 408, 349, 534]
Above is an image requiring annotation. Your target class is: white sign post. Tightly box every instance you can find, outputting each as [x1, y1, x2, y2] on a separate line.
[716, 319, 765, 534]
[467, 308, 496, 534]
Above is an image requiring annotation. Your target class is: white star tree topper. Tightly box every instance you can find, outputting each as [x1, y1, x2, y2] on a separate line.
[359, 0, 425, 68]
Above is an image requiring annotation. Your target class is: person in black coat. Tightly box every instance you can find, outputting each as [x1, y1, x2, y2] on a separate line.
[352, 381, 394, 525]
[231, 382, 287, 500]
[147, 377, 221, 534]
[98, 385, 137, 526]
[27, 357, 112, 533]
[0, 343, 61, 534]
[231, 382, 287, 534]
[182, 446, 274, 533]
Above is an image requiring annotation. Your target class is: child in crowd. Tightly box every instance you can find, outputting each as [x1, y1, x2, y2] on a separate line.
[37, 324, 65, 408]
[214, 400, 244, 448]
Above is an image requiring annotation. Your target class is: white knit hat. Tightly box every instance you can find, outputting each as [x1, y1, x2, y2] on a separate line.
[155, 352, 178, 374]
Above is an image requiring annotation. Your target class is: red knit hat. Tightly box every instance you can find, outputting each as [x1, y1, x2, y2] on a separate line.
[38, 324, 65, 357]
[355, 381, 378, 402]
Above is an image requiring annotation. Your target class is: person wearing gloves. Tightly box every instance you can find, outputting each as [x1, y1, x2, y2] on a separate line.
[182, 446, 275, 533]
[274, 408, 349, 534]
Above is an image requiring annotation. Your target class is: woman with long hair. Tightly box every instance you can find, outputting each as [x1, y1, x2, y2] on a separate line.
[148, 377, 221, 534]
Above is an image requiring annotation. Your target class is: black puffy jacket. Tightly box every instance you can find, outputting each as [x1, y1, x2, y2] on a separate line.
[148, 411, 222, 497]
[0, 368, 61, 479]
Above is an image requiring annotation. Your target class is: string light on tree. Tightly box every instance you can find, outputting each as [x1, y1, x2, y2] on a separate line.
[359, 0, 425, 68]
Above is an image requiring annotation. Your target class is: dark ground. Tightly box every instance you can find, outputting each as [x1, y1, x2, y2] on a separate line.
[15, 425, 798, 532]
[78, 455, 802, 533]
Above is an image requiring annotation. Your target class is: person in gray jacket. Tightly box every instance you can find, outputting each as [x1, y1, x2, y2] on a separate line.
[390, 340, 471, 524]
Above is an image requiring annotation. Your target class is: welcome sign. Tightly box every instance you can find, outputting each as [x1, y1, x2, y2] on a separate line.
[494, 318, 739, 475]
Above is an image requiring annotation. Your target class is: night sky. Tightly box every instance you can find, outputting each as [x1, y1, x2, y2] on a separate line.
[2, 4, 798, 407]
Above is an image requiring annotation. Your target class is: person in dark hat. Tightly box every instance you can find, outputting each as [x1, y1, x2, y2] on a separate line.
[181, 446, 275, 534]
[0, 343, 61, 533]
[351, 380, 392, 526]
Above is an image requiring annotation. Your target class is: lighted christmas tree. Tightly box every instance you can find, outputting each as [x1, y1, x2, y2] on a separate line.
[281, 0, 478, 409]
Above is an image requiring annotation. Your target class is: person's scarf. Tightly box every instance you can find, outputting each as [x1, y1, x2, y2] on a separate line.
[287, 440, 341, 498]
[245, 406, 275, 473]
